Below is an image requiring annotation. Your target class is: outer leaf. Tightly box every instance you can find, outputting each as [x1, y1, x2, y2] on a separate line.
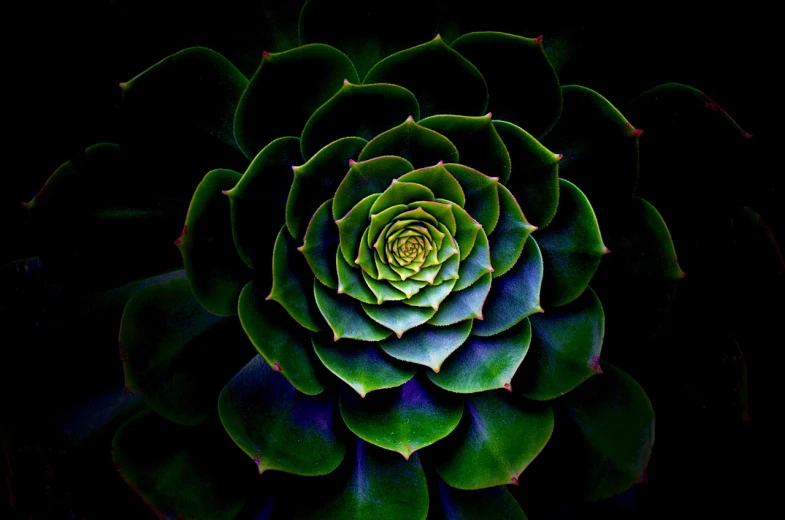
[379, 321, 473, 372]
[218, 355, 346, 476]
[429, 272, 492, 326]
[494, 120, 560, 228]
[542, 85, 641, 218]
[268, 226, 323, 332]
[421, 115, 511, 185]
[452, 32, 561, 138]
[399, 163, 466, 206]
[333, 156, 414, 220]
[301, 199, 341, 289]
[472, 236, 543, 336]
[488, 183, 536, 278]
[359, 116, 459, 167]
[428, 320, 531, 393]
[287, 137, 367, 239]
[314, 281, 393, 342]
[113, 410, 253, 520]
[451, 204, 482, 261]
[238, 281, 327, 395]
[313, 338, 416, 397]
[234, 44, 359, 158]
[362, 302, 438, 338]
[436, 478, 527, 520]
[119, 278, 253, 425]
[536, 180, 607, 307]
[340, 375, 463, 458]
[177, 169, 251, 316]
[226, 136, 303, 270]
[301, 82, 420, 159]
[516, 287, 604, 400]
[364, 35, 488, 118]
[433, 391, 553, 489]
[559, 361, 654, 501]
[299, 0, 441, 78]
[443, 163, 500, 234]
[291, 439, 429, 520]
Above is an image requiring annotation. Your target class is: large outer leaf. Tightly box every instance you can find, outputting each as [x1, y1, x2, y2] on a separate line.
[218, 355, 346, 476]
[359, 117, 460, 167]
[379, 321, 473, 372]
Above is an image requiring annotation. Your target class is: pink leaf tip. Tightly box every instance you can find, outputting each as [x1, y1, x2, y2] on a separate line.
[534, 35, 543, 45]
[262, 50, 270, 58]
[272, 362, 282, 372]
[503, 382, 512, 392]
[632, 128, 644, 137]
[510, 476, 520, 486]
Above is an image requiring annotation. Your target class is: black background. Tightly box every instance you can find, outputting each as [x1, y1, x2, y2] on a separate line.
[2, 2, 781, 519]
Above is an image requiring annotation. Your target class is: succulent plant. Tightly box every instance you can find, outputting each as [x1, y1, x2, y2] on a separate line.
[24, 3, 767, 519]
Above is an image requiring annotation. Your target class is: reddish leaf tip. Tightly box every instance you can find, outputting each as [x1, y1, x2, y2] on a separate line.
[638, 470, 649, 484]
[337, 287, 344, 294]
[475, 313, 484, 321]
[437, 160, 444, 166]
[632, 128, 644, 137]
[534, 35, 543, 45]
[262, 50, 270, 58]
[435, 33, 442, 40]
[296, 245, 305, 252]
[589, 356, 602, 373]
[484, 112, 493, 119]
[333, 333, 340, 342]
[272, 362, 282, 372]
[406, 115, 415, 122]
[118, 81, 127, 89]
[603, 247, 611, 255]
[343, 78, 350, 85]
[510, 476, 520, 486]
[503, 382, 512, 392]
[349, 159, 356, 165]
[556, 153, 563, 160]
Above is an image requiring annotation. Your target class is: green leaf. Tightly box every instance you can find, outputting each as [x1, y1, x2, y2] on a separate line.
[537, 180, 607, 307]
[314, 281, 393, 341]
[299, 0, 442, 79]
[601, 197, 686, 280]
[364, 270, 409, 303]
[443, 163, 500, 234]
[488, 183, 536, 279]
[452, 32, 562, 138]
[364, 34, 487, 118]
[399, 163, 466, 206]
[238, 280, 328, 395]
[369, 180, 435, 215]
[559, 361, 654, 501]
[119, 278, 253, 425]
[113, 410, 253, 520]
[287, 137, 367, 239]
[542, 85, 640, 218]
[416, 201, 458, 235]
[472, 236, 543, 337]
[429, 272, 492, 326]
[403, 279, 457, 310]
[336, 194, 380, 269]
[362, 302, 438, 338]
[358, 116, 460, 167]
[494, 120, 560, 228]
[177, 169, 252, 316]
[301, 81, 420, 159]
[451, 204, 482, 261]
[218, 355, 346, 476]
[226, 136, 303, 270]
[234, 44, 359, 159]
[517, 287, 604, 400]
[313, 338, 416, 397]
[421, 115, 511, 184]
[335, 249, 378, 304]
[379, 321, 473, 372]
[436, 478, 528, 520]
[291, 439, 429, 520]
[301, 199, 341, 290]
[454, 227, 493, 291]
[428, 320, 531, 393]
[433, 391, 553, 489]
[268, 226, 324, 332]
[340, 375, 463, 458]
[333, 156, 414, 220]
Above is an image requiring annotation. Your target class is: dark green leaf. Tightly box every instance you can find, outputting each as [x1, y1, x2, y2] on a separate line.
[421, 115, 510, 184]
[336, 249, 378, 304]
[226, 136, 303, 270]
[333, 156, 414, 220]
[337, 194, 380, 268]
[235, 44, 359, 158]
[268, 226, 324, 332]
[287, 137, 367, 239]
[340, 375, 463, 458]
[488, 183, 536, 278]
[314, 280, 393, 341]
[301, 199, 341, 289]
[399, 163, 466, 206]
[362, 302, 438, 338]
[494, 120, 560, 228]
[178, 169, 251, 316]
[472, 236, 543, 336]
[451, 204, 482, 262]
[301, 82, 420, 159]
[536, 180, 607, 307]
[113, 410, 253, 520]
[452, 32, 561, 138]
[218, 355, 346, 475]
[443, 163, 500, 234]
[119, 278, 253, 425]
[429, 272, 491, 326]
[517, 287, 604, 400]
[365, 35, 487, 117]
[238, 280, 328, 395]
[429, 320, 531, 393]
[437, 478, 527, 520]
[358, 117, 460, 167]
[379, 321, 473, 372]
[369, 180, 435, 215]
[433, 391, 553, 489]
